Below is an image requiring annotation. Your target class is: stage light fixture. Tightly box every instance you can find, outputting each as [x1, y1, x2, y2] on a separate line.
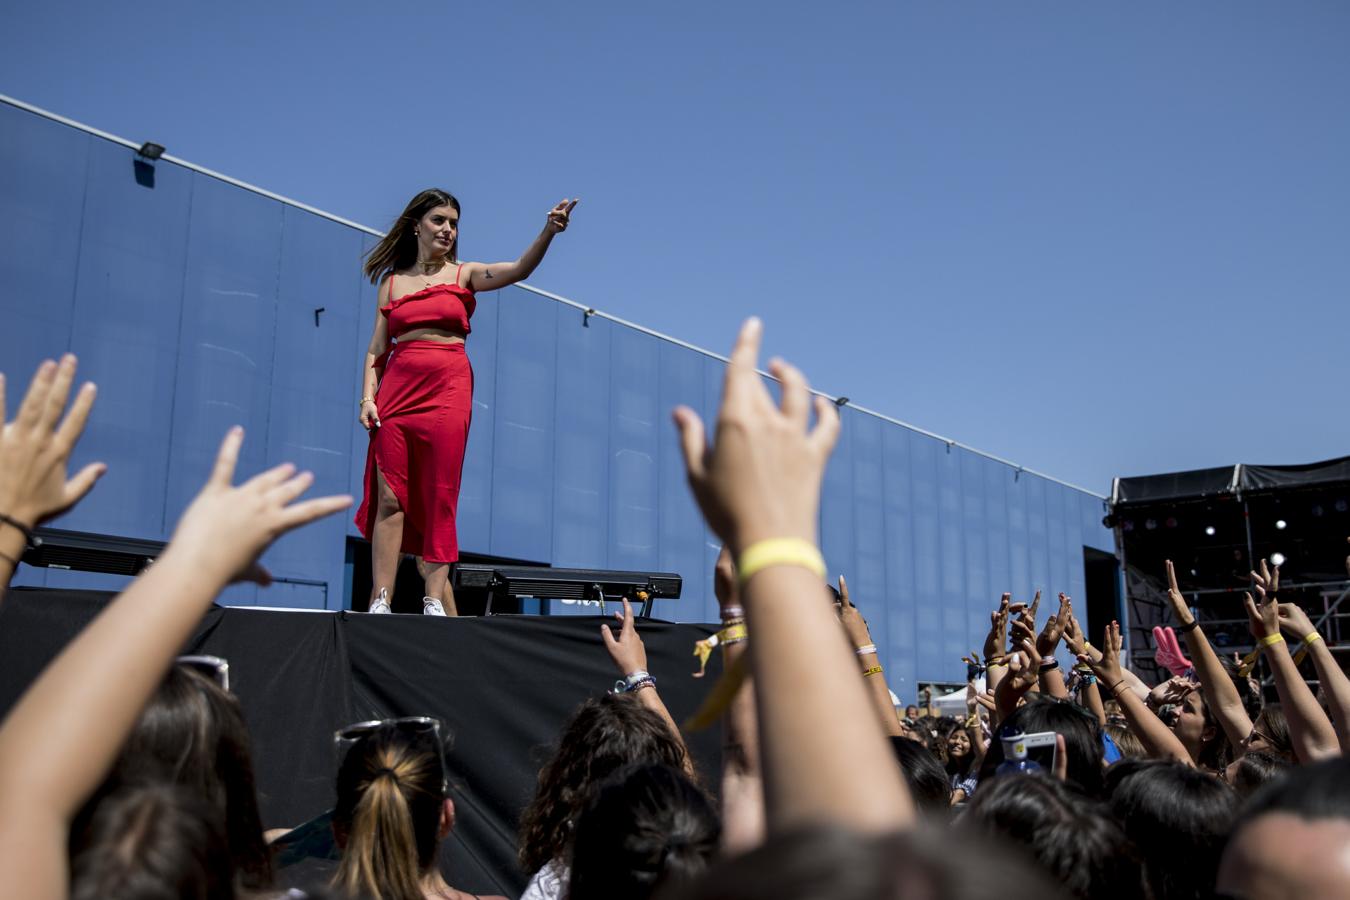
[1312, 505, 1324, 517]
[1336, 499, 1348, 513]
[137, 141, 165, 160]
[1165, 517, 1178, 529]
[1204, 526, 1216, 536]
[834, 396, 849, 407]
[1145, 518, 1157, 530]
[1270, 552, 1287, 567]
[1275, 519, 1287, 530]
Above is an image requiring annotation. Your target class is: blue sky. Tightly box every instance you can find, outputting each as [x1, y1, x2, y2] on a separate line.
[3, 1, 1346, 494]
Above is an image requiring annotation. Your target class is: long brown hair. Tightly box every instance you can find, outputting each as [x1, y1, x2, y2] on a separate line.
[332, 725, 447, 900]
[517, 694, 689, 875]
[364, 188, 461, 284]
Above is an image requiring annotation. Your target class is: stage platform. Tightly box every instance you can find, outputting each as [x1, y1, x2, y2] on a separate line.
[0, 589, 721, 897]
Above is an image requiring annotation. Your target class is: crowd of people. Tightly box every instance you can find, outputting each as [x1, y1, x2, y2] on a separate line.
[1, 327, 1348, 900]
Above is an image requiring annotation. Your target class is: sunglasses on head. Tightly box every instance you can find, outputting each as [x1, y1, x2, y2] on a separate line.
[177, 655, 229, 692]
[333, 716, 448, 794]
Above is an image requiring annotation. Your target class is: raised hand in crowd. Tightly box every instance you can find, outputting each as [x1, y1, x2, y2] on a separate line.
[1243, 572, 1340, 761]
[601, 597, 693, 772]
[838, 574, 903, 738]
[994, 619, 1042, 719]
[1081, 621, 1193, 765]
[674, 317, 912, 833]
[1034, 593, 1072, 698]
[0, 356, 106, 605]
[1275, 599, 1350, 749]
[0, 427, 351, 900]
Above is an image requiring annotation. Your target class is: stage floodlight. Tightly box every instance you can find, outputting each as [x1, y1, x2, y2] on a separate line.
[1336, 499, 1348, 513]
[1275, 519, 1287, 530]
[1145, 518, 1157, 531]
[1270, 552, 1287, 567]
[1204, 526, 1216, 536]
[137, 141, 165, 160]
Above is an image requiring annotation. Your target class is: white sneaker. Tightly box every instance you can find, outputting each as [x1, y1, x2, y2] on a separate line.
[369, 588, 392, 614]
[422, 596, 447, 616]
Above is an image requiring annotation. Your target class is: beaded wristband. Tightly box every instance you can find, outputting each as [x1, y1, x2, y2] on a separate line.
[1260, 633, 1285, 647]
[862, 665, 884, 678]
[855, 643, 878, 656]
[737, 538, 826, 585]
[720, 605, 745, 620]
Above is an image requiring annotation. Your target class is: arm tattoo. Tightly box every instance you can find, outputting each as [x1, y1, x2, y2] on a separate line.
[484, 268, 494, 280]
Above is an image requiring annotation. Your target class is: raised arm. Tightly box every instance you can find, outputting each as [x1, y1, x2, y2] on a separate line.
[712, 547, 765, 853]
[1244, 564, 1339, 762]
[1164, 560, 1253, 750]
[1082, 622, 1194, 765]
[600, 596, 695, 776]
[0, 356, 106, 607]
[674, 318, 911, 833]
[838, 575, 902, 737]
[1035, 593, 1072, 699]
[1276, 601, 1349, 751]
[0, 427, 351, 900]
[462, 199, 577, 292]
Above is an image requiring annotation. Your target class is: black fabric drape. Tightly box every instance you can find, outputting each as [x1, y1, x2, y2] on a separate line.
[0, 589, 721, 898]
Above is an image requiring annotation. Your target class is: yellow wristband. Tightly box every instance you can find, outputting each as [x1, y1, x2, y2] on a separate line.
[718, 623, 748, 643]
[1304, 632, 1323, 645]
[862, 665, 884, 678]
[1260, 633, 1285, 647]
[737, 538, 826, 585]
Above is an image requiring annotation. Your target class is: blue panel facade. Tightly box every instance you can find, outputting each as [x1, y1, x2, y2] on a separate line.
[0, 100, 1113, 686]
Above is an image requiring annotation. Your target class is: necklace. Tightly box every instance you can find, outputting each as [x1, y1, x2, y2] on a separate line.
[415, 258, 446, 275]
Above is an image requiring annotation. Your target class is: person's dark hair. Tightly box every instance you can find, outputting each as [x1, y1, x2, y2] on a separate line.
[888, 737, 951, 816]
[978, 696, 1105, 797]
[960, 774, 1142, 900]
[1238, 754, 1350, 822]
[661, 823, 1071, 900]
[519, 693, 689, 875]
[331, 723, 447, 900]
[70, 783, 233, 900]
[568, 763, 719, 900]
[1105, 759, 1238, 900]
[80, 664, 270, 891]
[1229, 751, 1290, 800]
[364, 188, 462, 282]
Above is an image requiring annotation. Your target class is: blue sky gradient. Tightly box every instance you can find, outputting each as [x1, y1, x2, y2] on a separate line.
[3, 1, 1346, 493]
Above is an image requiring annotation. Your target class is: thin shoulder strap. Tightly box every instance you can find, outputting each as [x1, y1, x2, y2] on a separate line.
[456, 262, 464, 287]
[385, 272, 396, 304]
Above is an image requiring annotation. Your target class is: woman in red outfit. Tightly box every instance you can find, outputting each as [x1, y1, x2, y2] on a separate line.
[356, 189, 577, 616]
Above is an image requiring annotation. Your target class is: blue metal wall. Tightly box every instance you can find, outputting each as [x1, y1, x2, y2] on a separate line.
[0, 100, 1112, 687]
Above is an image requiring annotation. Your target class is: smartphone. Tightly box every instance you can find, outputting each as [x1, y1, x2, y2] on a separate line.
[1020, 731, 1058, 771]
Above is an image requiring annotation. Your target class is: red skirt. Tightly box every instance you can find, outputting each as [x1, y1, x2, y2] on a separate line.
[354, 341, 473, 564]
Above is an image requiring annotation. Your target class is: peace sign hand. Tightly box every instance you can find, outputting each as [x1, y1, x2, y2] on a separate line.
[545, 198, 579, 234]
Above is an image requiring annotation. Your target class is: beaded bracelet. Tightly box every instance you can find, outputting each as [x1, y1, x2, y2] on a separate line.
[720, 605, 745, 620]
[855, 643, 878, 656]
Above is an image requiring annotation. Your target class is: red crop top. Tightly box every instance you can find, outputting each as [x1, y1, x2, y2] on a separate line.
[381, 264, 477, 338]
